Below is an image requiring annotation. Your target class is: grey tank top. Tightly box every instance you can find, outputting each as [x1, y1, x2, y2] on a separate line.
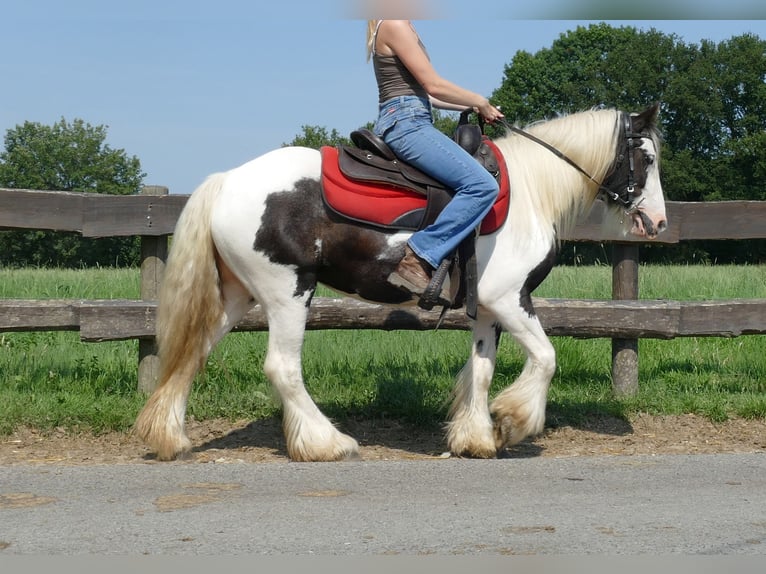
[372, 21, 429, 103]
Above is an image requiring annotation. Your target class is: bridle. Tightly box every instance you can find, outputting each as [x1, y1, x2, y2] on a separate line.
[493, 113, 648, 214]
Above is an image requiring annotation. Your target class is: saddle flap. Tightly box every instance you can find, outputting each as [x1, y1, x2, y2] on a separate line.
[337, 145, 446, 192]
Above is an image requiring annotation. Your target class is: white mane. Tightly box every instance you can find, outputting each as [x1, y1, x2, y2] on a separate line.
[492, 108, 621, 241]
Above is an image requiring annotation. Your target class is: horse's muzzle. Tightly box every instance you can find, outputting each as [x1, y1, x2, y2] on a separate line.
[631, 210, 667, 239]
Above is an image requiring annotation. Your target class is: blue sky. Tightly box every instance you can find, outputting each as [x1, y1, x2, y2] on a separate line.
[2, 1, 764, 194]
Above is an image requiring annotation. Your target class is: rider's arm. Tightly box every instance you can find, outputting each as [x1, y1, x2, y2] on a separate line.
[428, 95, 469, 112]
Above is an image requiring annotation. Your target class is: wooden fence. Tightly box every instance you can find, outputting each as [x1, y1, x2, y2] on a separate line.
[1, 186, 765, 396]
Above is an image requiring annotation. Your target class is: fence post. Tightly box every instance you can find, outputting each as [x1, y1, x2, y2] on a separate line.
[138, 185, 169, 393]
[611, 243, 639, 396]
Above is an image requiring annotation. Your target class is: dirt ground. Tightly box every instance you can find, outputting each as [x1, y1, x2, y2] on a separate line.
[1, 413, 765, 465]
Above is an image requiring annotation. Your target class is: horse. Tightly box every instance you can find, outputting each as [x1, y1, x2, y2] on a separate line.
[135, 104, 668, 461]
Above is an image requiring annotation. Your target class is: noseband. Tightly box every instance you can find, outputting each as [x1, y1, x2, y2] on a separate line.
[499, 113, 647, 213]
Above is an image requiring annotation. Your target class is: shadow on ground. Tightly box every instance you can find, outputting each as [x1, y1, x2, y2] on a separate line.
[190, 409, 636, 460]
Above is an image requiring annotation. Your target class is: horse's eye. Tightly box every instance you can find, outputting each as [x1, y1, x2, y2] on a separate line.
[644, 155, 655, 166]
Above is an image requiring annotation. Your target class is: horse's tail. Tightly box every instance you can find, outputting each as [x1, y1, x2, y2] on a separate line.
[134, 173, 227, 459]
[156, 172, 227, 382]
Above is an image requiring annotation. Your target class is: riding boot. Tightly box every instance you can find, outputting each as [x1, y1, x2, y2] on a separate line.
[389, 245, 451, 308]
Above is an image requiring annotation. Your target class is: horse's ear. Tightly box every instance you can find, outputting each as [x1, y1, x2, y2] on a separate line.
[633, 102, 660, 131]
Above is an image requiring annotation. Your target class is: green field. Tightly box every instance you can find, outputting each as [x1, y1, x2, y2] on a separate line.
[1, 265, 765, 435]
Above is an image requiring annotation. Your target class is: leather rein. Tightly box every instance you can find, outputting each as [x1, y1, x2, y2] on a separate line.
[490, 113, 646, 214]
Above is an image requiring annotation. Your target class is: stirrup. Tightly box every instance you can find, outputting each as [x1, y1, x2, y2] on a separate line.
[418, 258, 452, 311]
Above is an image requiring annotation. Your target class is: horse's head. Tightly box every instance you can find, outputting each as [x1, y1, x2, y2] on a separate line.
[600, 103, 668, 239]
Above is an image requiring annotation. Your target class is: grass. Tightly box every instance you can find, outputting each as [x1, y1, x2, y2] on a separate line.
[0, 264, 764, 435]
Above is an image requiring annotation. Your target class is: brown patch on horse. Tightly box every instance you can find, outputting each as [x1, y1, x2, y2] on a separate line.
[253, 178, 414, 304]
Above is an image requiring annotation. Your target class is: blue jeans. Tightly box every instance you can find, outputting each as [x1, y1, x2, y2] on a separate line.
[374, 95, 499, 269]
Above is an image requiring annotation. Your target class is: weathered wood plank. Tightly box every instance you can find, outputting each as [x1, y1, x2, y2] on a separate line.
[4, 298, 764, 341]
[534, 298, 682, 339]
[3, 189, 765, 242]
[82, 194, 186, 237]
[0, 189, 85, 232]
[77, 299, 474, 341]
[79, 300, 157, 340]
[69, 297, 765, 341]
[0, 188, 186, 236]
[0, 299, 82, 331]
[670, 201, 766, 240]
[679, 299, 766, 336]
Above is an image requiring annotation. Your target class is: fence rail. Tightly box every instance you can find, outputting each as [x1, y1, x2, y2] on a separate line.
[2, 297, 765, 340]
[2, 187, 765, 240]
[1, 186, 765, 395]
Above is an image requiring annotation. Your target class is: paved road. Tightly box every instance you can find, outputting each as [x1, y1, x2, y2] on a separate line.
[1, 453, 764, 555]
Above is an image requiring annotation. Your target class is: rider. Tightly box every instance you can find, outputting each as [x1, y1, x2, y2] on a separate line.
[367, 19, 504, 304]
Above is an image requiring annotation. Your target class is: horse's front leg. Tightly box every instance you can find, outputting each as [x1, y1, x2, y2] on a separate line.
[446, 311, 501, 458]
[489, 300, 556, 451]
[263, 297, 359, 462]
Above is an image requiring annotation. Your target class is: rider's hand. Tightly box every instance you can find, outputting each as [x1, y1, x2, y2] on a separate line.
[475, 100, 504, 124]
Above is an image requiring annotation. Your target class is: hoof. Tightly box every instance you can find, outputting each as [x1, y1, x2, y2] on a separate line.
[287, 434, 360, 462]
[446, 418, 497, 459]
[450, 445, 499, 459]
[447, 437, 498, 459]
[492, 413, 515, 451]
[141, 432, 192, 462]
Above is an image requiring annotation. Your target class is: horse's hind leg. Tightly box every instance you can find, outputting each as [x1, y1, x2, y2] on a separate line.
[136, 359, 198, 461]
[262, 295, 359, 462]
[135, 264, 253, 460]
[489, 298, 556, 450]
[446, 310, 501, 458]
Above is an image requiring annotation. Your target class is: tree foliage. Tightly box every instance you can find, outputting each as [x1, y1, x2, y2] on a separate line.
[283, 125, 352, 149]
[0, 118, 145, 267]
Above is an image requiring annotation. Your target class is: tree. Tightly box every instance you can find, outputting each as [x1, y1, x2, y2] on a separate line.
[491, 23, 676, 123]
[0, 118, 145, 267]
[283, 125, 352, 149]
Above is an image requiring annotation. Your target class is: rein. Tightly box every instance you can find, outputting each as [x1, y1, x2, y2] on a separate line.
[491, 114, 645, 214]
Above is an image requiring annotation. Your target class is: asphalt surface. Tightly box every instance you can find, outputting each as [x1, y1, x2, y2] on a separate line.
[1, 453, 765, 555]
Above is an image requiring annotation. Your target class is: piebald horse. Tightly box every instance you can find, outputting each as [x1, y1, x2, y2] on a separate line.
[135, 104, 667, 461]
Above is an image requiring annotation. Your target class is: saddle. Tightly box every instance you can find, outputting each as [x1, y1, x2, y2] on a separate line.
[322, 120, 508, 233]
[320, 112, 510, 317]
